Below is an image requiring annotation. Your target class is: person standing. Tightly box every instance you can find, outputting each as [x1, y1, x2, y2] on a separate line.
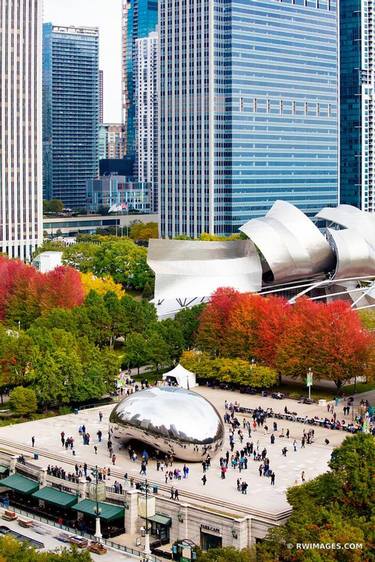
[174, 489, 179, 501]
[170, 486, 175, 499]
[293, 440, 297, 452]
[201, 475, 207, 486]
[112, 453, 116, 466]
[301, 471, 306, 483]
[270, 472, 275, 486]
[31, 436, 35, 447]
[99, 411, 103, 422]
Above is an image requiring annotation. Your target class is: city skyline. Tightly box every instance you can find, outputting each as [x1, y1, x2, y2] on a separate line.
[44, 0, 122, 123]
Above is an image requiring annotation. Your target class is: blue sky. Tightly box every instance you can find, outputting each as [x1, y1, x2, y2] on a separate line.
[44, 0, 122, 122]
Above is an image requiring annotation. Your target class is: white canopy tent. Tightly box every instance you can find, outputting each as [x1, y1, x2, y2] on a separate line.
[162, 364, 198, 389]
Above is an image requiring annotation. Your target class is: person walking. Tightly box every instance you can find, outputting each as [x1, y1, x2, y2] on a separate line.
[174, 489, 179, 501]
[301, 471, 306, 483]
[112, 453, 116, 466]
[31, 436, 35, 447]
[99, 411, 103, 422]
[270, 472, 275, 486]
[170, 486, 175, 499]
[293, 440, 297, 452]
[201, 475, 207, 486]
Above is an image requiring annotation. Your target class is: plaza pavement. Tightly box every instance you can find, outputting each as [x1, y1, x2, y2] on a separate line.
[0, 387, 351, 516]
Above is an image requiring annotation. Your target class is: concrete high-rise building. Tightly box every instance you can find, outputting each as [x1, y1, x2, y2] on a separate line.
[159, 0, 339, 238]
[122, 0, 158, 158]
[43, 24, 99, 209]
[98, 124, 126, 161]
[0, 0, 43, 260]
[340, 0, 375, 212]
[99, 69, 104, 124]
[135, 32, 158, 212]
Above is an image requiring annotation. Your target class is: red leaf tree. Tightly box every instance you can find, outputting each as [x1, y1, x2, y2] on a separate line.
[0, 257, 84, 327]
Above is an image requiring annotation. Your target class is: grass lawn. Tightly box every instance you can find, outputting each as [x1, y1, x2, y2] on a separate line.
[341, 382, 375, 396]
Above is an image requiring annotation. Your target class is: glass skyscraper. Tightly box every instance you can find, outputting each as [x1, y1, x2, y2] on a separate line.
[340, 0, 375, 212]
[122, 0, 158, 159]
[43, 24, 99, 209]
[159, 0, 339, 238]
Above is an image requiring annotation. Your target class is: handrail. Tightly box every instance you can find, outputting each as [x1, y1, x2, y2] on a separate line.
[0, 505, 163, 562]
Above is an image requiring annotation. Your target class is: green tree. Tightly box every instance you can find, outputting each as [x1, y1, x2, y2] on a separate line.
[157, 319, 185, 362]
[248, 365, 278, 388]
[74, 292, 112, 348]
[9, 386, 37, 415]
[92, 239, 154, 290]
[129, 221, 158, 242]
[0, 535, 92, 561]
[197, 547, 256, 562]
[146, 330, 171, 371]
[32, 240, 65, 259]
[256, 434, 375, 562]
[62, 242, 98, 272]
[175, 305, 204, 349]
[43, 199, 65, 214]
[123, 333, 149, 374]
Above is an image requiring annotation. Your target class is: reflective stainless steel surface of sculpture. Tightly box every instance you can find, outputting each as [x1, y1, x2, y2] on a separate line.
[240, 200, 335, 282]
[148, 239, 262, 300]
[327, 228, 375, 280]
[110, 387, 224, 462]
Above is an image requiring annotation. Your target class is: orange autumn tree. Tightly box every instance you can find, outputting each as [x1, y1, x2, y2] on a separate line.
[197, 288, 374, 390]
[275, 299, 374, 390]
[197, 288, 243, 356]
[197, 288, 287, 364]
[225, 293, 288, 364]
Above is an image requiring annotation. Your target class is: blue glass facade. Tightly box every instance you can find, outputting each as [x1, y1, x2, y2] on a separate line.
[124, 0, 158, 158]
[340, 0, 361, 208]
[229, 0, 339, 231]
[43, 24, 99, 209]
[159, 0, 339, 237]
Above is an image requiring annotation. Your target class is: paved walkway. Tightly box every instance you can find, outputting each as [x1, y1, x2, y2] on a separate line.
[0, 387, 350, 517]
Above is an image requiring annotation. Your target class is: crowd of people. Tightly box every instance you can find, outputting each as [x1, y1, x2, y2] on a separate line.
[34, 383, 373, 513]
[225, 398, 375, 435]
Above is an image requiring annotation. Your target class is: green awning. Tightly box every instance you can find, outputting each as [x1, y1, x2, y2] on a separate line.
[32, 487, 78, 508]
[0, 466, 9, 475]
[72, 499, 124, 522]
[0, 473, 39, 494]
[148, 513, 172, 526]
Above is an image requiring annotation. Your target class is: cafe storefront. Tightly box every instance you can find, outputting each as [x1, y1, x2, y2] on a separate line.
[200, 524, 223, 550]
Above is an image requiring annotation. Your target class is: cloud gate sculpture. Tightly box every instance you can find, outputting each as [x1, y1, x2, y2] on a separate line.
[109, 387, 224, 462]
[147, 201, 375, 316]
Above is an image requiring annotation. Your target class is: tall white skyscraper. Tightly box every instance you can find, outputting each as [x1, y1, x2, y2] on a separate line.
[135, 31, 158, 212]
[0, 0, 43, 260]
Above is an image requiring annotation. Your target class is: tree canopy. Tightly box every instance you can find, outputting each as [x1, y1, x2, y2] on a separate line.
[0, 536, 92, 561]
[256, 434, 375, 561]
[196, 288, 374, 389]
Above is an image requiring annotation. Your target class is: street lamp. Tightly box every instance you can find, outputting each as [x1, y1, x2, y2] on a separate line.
[92, 465, 102, 543]
[306, 368, 313, 401]
[144, 479, 151, 557]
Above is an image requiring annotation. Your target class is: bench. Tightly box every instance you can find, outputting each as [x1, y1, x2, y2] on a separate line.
[2, 510, 17, 521]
